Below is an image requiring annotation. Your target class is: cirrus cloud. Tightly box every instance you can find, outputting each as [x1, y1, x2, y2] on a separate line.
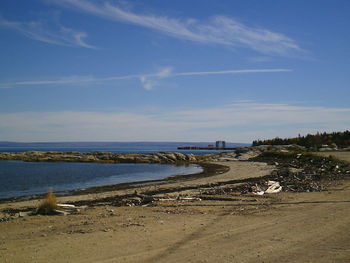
[0, 16, 95, 48]
[49, 0, 302, 55]
[0, 68, 292, 90]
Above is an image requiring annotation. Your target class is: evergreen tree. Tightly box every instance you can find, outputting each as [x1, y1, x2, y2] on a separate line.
[252, 130, 350, 148]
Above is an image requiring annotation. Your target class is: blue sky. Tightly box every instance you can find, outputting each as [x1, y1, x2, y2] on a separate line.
[0, 0, 349, 142]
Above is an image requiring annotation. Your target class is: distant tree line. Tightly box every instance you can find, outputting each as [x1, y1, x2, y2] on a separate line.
[252, 130, 350, 148]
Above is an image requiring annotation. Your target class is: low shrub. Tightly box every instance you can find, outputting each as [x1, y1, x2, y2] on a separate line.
[37, 189, 58, 215]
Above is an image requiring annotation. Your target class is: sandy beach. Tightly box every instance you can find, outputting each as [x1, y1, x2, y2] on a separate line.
[0, 153, 350, 263]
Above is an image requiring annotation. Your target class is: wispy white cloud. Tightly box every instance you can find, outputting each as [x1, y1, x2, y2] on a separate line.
[139, 67, 173, 90]
[0, 68, 292, 90]
[0, 16, 95, 48]
[1, 102, 349, 142]
[172, 68, 291, 77]
[50, 0, 301, 55]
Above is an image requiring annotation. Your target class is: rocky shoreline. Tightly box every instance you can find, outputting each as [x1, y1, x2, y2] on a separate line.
[0, 144, 310, 164]
[0, 151, 199, 164]
[0, 144, 285, 164]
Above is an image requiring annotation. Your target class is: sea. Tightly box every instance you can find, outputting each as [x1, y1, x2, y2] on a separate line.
[0, 142, 248, 199]
[0, 141, 248, 154]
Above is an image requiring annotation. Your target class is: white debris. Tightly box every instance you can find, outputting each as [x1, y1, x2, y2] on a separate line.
[179, 197, 202, 201]
[265, 181, 283, 194]
[57, 204, 76, 208]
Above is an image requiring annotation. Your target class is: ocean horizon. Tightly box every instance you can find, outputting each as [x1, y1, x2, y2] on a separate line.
[0, 141, 250, 155]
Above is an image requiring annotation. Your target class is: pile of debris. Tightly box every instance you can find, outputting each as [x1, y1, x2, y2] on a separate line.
[239, 169, 325, 195]
[247, 152, 350, 193]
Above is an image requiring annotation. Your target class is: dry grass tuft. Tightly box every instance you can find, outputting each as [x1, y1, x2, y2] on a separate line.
[37, 188, 58, 215]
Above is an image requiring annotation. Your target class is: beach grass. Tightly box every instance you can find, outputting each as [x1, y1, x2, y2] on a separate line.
[37, 189, 58, 215]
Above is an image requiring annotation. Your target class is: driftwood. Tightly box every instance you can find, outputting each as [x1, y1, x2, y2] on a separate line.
[157, 197, 202, 202]
[57, 204, 76, 209]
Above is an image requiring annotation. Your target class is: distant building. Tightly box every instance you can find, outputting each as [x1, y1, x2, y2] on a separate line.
[215, 141, 226, 148]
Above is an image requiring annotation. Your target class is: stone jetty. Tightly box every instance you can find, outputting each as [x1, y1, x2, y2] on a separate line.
[0, 151, 199, 164]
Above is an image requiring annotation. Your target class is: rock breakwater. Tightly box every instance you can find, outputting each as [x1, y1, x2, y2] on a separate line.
[0, 145, 310, 164]
[0, 151, 199, 164]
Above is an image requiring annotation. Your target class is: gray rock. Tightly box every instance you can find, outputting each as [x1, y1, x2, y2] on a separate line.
[53, 209, 69, 216]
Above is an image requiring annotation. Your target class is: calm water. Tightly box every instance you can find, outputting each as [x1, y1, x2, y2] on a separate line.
[0, 161, 202, 199]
